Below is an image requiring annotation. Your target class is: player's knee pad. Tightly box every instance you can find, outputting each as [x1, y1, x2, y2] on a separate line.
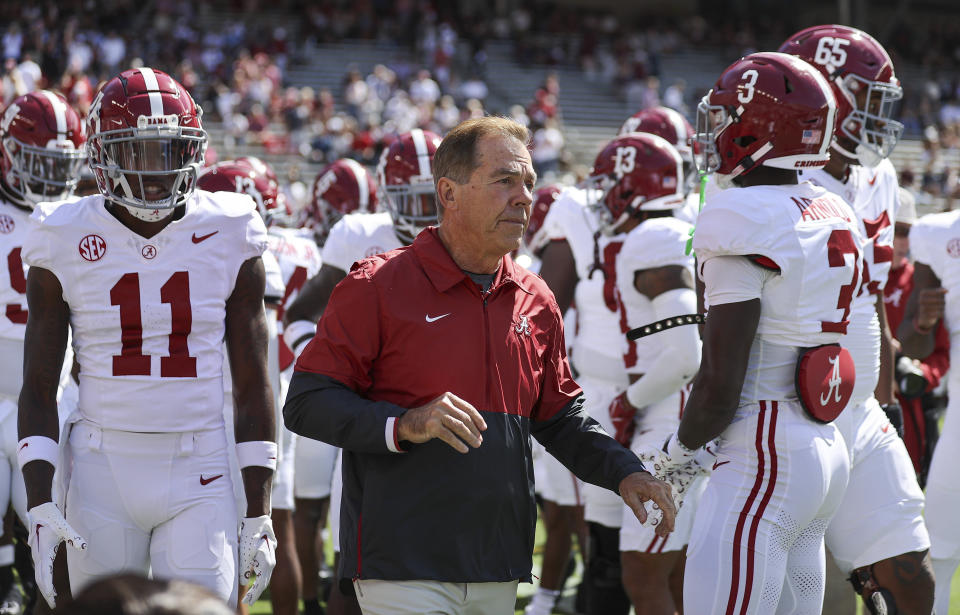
[849, 566, 898, 615]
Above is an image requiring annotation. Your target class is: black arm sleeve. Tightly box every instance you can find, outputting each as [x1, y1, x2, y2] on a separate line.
[531, 394, 647, 495]
[283, 371, 409, 454]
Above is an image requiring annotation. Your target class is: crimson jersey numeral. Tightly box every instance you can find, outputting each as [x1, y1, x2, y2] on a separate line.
[861, 210, 893, 295]
[110, 271, 197, 377]
[822, 229, 860, 333]
[6, 247, 27, 324]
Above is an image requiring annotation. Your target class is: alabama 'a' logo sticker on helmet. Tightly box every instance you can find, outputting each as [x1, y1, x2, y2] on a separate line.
[79, 234, 107, 262]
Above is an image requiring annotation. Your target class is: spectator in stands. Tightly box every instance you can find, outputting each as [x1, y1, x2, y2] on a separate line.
[410, 69, 440, 106]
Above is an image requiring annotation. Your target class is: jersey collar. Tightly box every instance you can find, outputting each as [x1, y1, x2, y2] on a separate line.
[413, 227, 533, 295]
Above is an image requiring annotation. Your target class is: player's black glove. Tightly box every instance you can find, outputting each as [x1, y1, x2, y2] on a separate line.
[880, 402, 904, 439]
[895, 355, 928, 399]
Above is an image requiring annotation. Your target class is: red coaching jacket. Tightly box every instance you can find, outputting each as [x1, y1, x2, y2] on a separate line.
[285, 227, 644, 584]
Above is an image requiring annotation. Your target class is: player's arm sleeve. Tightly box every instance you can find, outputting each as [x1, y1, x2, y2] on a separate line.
[283, 264, 407, 453]
[530, 301, 647, 493]
[625, 287, 701, 409]
[700, 255, 769, 305]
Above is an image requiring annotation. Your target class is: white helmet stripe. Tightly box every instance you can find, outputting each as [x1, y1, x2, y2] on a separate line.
[808, 69, 837, 156]
[343, 158, 369, 209]
[39, 91, 67, 138]
[138, 68, 165, 117]
[664, 108, 687, 146]
[410, 129, 431, 178]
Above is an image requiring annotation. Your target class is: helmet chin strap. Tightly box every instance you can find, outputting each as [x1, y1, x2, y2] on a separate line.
[123, 203, 176, 222]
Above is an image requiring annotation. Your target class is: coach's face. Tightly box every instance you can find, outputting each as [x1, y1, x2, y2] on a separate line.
[456, 134, 536, 261]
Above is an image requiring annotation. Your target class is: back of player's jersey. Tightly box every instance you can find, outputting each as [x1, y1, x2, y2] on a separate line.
[694, 182, 863, 402]
[911, 210, 960, 339]
[22, 192, 268, 432]
[321, 211, 401, 273]
[802, 160, 899, 403]
[0, 201, 33, 398]
[542, 187, 628, 385]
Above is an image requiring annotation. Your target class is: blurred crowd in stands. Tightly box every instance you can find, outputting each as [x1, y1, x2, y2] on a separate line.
[0, 0, 958, 208]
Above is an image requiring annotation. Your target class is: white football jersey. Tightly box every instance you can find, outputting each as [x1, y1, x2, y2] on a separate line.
[616, 216, 695, 376]
[541, 187, 628, 385]
[694, 182, 863, 402]
[911, 210, 960, 339]
[802, 159, 900, 403]
[267, 227, 322, 371]
[0, 200, 33, 398]
[22, 192, 268, 432]
[321, 211, 401, 273]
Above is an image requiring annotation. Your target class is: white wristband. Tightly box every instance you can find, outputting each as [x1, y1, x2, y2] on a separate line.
[237, 441, 278, 470]
[17, 436, 59, 471]
[282, 319, 317, 361]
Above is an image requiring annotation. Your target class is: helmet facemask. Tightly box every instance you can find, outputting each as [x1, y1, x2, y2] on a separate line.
[90, 118, 206, 221]
[3, 136, 86, 208]
[832, 74, 903, 168]
[384, 180, 437, 245]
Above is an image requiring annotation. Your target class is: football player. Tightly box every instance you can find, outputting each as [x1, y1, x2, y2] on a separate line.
[677, 52, 861, 613]
[18, 68, 276, 607]
[197, 158, 313, 615]
[0, 90, 86, 613]
[282, 129, 441, 615]
[781, 25, 934, 615]
[590, 133, 703, 615]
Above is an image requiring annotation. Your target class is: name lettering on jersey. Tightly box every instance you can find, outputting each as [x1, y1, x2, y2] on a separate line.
[820, 355, 844, 406]
[948, 238, 960, 259]
[515, 315, 531, 336]
[141, 244, 157, 259]
[792, 196, 852, 223]
[78, 234, 107, 261]
[0, 215, 14, 234]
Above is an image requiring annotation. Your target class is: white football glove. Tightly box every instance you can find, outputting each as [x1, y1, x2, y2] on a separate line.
[239, 515, 277, 605]
[634, 433, 714, 528]
[27, 502, 87, 608]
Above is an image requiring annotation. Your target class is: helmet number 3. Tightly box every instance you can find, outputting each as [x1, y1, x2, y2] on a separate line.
[814, 37, 850, 70]
[614, 146, 636, 177]
[737, 70, 759, 104]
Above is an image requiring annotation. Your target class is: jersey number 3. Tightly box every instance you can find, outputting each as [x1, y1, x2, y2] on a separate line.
[822, 229, 860, 334]
[111, 271, 197, 377]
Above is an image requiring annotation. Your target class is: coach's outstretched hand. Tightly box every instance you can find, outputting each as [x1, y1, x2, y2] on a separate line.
[27, 501, 87, 608]
[397, 392, 488, 453]
[619, 471, 677, 537]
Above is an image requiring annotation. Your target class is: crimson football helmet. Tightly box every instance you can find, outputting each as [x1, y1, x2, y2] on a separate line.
[306, 158, 378, 244]
[524, 185, 562, 256]
[0, 90, 86, 209]
[87, 67, 207, 221]
[197, 158, 288, 226]
[587, 133, 685, 234]
[377, 129, 441, 244]
[694, 52, 837, 187]
[779, 25, 902, 168]
[619, 106, 697, 192]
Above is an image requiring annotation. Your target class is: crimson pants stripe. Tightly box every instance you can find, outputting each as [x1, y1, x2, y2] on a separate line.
[740, 401, 779, 615]
[724, 401, 775, 615]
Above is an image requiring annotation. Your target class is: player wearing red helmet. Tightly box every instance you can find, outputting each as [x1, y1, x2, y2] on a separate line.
[0, 89, 86, 612]
[583, 133, 704, 615]
[305, 158, 378, 245]
[781, 25, 934, 615]
[19, 68, 276, 608]
[377, 129, 441, 244]
[675, 52, 863, 614]
[199, 158, 317, 615]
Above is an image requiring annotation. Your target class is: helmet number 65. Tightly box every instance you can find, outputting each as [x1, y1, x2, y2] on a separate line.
[738, 70, 759, 104]
[814, 37, 850, 69]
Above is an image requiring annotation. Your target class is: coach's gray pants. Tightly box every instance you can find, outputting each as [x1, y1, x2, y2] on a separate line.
[353, 578, 519, 615]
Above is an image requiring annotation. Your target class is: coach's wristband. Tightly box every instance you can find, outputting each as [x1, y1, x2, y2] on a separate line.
[283, 319, 317, 361]
[236, 440, 278, 470]
[16, 436, 59, 471]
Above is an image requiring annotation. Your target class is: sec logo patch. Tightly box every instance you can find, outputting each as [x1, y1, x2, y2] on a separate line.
[948, 238, 960, 259]
[79, 234, 107, 261]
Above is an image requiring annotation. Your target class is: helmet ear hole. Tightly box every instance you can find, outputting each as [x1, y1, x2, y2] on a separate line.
[783, 76, 794, 94]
